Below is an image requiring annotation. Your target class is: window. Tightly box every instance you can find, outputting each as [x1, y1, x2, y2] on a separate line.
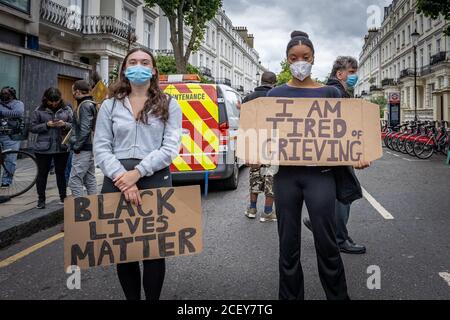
[436, 39, 441, 53]
[212, 31, 215, 47]
[200, 54, 204, 67]
[206, 27, 210, 44]
[0, 0, 30, 13]
[144, 21, 153, 49]
[0, 52, 21, 98]
[122, 6, 135, 26]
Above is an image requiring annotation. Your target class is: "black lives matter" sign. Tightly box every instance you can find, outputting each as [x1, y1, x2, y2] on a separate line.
[64, 185, 202, 270]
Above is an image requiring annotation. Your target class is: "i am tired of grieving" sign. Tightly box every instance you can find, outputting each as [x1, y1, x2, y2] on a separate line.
[236, 98, 383, 166]
[64, 185, 202, 270]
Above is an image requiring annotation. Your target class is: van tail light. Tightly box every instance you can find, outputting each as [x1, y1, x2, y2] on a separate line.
[219, 122, 229, 152]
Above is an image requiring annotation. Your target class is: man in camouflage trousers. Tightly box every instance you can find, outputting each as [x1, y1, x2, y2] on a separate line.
[243, 71, 278, 222]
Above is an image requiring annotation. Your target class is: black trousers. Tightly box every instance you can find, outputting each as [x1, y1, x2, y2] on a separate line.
[274, 166, 349, 300]
[35, 152, 69, 202]
[101, 159, 172, 301]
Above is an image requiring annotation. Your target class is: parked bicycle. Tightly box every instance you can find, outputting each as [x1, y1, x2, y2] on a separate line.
[381, 120, 449, 160]
[0, 110, 38, 200]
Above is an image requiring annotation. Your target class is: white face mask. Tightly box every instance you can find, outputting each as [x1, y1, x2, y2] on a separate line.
[290, 61, 312, 81]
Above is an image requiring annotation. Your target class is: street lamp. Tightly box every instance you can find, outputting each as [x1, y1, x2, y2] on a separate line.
[411, 29, 420, 122]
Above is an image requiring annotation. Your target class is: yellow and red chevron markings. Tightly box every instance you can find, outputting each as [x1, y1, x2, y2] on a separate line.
[162, 83, 220, 172]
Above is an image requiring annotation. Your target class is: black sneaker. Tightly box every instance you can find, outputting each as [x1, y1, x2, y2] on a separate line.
[36, 201, 46, 209]
[1, 183, 10, 189]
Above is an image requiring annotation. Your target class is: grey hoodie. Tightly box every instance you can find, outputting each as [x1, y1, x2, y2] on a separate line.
[93, 97, 182, 179]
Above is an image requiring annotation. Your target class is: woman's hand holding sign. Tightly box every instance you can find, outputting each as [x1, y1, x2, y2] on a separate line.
[353, 160, 371, 170]
[114, 170, 143, 206]
[123, 184, 142, 207]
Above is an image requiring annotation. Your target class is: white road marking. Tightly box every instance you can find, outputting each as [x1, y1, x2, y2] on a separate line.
[439, 272, 450, 287]
[362, 187, 395, 220]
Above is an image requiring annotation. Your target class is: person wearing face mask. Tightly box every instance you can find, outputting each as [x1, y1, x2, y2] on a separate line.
[94, 48, 182, 300]
[68, 80, 98, 198]
[0, 87, 25, 188]
[30, 88, 73, 209]
[266, 31, 370, 300]
[303, 56, 366, 255]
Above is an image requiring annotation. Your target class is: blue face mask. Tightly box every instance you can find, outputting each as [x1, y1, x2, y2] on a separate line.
[346, 74, 359, 88]
[125, 65, 153, 85]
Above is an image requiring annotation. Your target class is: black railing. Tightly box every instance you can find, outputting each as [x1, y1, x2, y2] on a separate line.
[155, 49, 174, 56]
[370, 85, 381, 92]
[400, 68, 415, 78]
[199, 67, 212, 77]
[40, 0, 135, 40]
[421, 65, 432, 76]
[381, 78, 395, 86]
[215, 78, 232, 86]
[430, 52, 446, 65]
[233, 85, 244, 92]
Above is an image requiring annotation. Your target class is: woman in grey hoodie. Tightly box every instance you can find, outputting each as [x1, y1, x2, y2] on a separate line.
[94, 48, 182, 300]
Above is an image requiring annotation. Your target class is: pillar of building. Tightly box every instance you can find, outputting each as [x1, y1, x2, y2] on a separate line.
[100, 55, 109, 83]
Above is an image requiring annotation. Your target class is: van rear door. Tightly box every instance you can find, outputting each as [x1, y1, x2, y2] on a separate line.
[161, 83, 220, 173]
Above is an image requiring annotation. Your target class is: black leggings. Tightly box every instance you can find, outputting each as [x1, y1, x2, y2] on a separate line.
[101, 159, 172, 300]
[274, 166, 349, 300]
[35, 152, 69, 202]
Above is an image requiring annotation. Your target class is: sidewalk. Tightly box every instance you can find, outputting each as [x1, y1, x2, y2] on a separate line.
[0, 168, 105, 249]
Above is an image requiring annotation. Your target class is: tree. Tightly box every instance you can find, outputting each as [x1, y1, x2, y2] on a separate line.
[417, 0, 450, 35]
[145, 0, 222, 73]
[277, 59, 292, 85]
[156, 55, 213, 83]
[370, 96, 388, 118]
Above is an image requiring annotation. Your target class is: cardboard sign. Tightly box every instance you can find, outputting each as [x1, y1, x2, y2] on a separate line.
[237, 98, 382, 166]
[64, 185, 202, 270]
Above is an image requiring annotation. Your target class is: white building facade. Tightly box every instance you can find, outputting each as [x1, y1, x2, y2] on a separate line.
[355, 0, 450, 122]
[37, 0, 265, 94]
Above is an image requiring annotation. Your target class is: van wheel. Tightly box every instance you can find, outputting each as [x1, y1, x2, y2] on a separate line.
[221, 161, 239, 190]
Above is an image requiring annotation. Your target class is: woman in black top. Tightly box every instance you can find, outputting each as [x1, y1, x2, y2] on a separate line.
[267, 31, 369, 300]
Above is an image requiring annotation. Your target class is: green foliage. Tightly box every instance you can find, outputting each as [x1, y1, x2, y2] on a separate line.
[417, 0, 450, 35]
[277, 59, 292, 85]
[370, 96, 388, 118]
[156, 55, 213, 83]
[145, 0, 222, 73]
[109, 63, 120, 84]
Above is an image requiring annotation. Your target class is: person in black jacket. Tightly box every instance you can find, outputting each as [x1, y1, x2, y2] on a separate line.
[68, 80, 98, 198]
[303, 56, 368, 254]
[30, 88, 73, 209]
[243, 71, 278, 222]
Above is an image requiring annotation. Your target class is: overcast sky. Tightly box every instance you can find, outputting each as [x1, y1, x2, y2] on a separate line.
[222, 0, 392, 80]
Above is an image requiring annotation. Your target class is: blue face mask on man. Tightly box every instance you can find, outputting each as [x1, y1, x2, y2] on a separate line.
[125, 65, 153, 85]
[346, 74, 359, 88]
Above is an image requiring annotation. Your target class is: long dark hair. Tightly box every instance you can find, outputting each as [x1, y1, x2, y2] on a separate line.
[41, 87, 65, 109]
[109, 48, 169, 123]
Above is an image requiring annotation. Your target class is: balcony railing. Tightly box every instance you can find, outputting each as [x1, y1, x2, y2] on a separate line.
[215, 78, 232, 86]
[40, 0, 135, 40]
[233, 85, 244, 92]
[199, 67, 212, 78]
[421, 65, 432, 76]
[381, 78, 395, 86]
[399, 68, 416, 78]
[154, 49, 174, 56]
[430, 51, 447, 65]
[370, 85, 382, 92]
